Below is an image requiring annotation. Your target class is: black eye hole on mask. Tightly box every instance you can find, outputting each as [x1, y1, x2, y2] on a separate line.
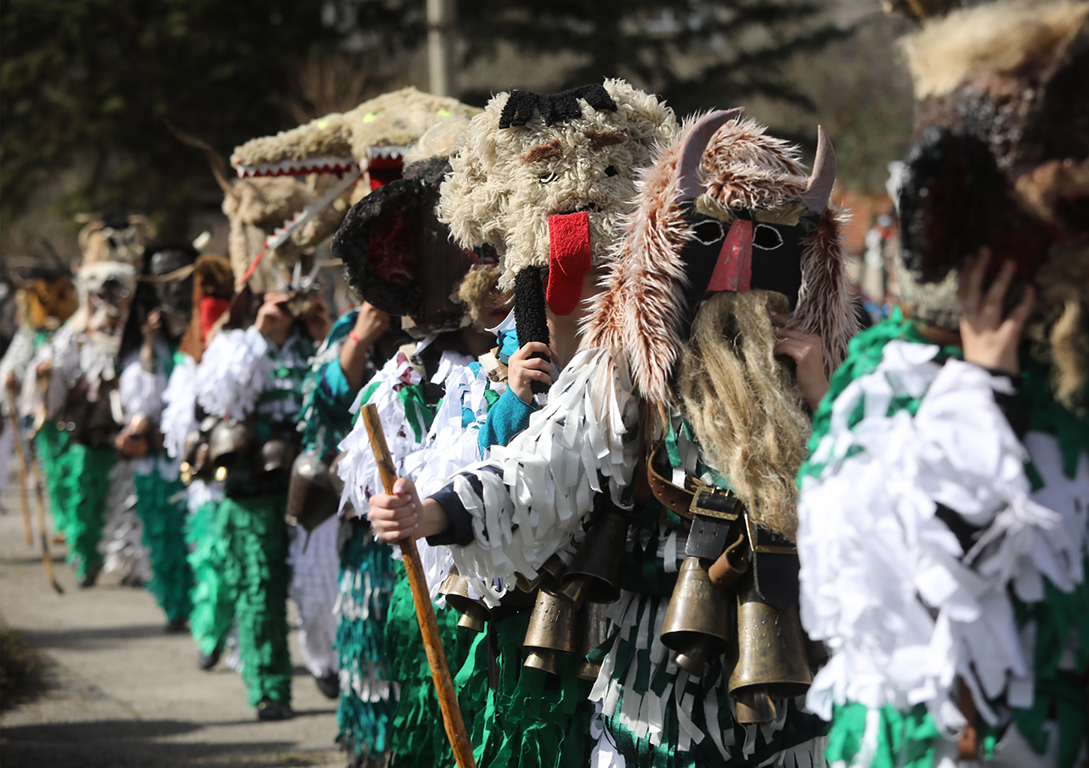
[753, 223, 784, 250]
[604, 165, 617, 177]
[691, 218, 725, 246]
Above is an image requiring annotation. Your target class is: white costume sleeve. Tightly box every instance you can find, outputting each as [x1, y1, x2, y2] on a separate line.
[443, 348, 640, 605]
[797, 340, 1087, 729]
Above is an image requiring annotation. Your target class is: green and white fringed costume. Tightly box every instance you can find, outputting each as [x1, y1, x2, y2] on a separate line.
[1, 326, 74, 536]
[336, 337, 489, 766]
[796, 311, 1088, 768]
[161, 353, 231, 655]
[119, 343, 193, 624]
[195, 326, 313, 708]
[437, 349, 827, 768]
[292, 311, 362, 681]
[40, 322, 121, 579]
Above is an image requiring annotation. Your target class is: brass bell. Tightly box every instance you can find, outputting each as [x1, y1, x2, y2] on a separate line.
[440, 569, 491, 633]
[286, 450, 339, 532]
[208, 418, 251, 468]
[559, 508, 628, 607]
[523, 589, 578, 675]
[259, 439, 296, 476]
[517, 553, 566, 595]
[577, 601, 609, 681]
[660, 556, 732, 677]
[728, 577, 812, 725]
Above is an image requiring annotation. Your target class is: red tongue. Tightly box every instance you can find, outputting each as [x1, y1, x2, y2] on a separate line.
[707, 218, 752, 293]
[546, 211, 592, 316]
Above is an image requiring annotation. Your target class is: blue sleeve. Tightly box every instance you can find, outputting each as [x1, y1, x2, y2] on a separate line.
[478, 387, 537, 453]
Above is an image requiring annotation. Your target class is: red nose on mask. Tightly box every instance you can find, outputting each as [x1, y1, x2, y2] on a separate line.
[546, 211, 592, 316]
[706, 218, 752, 293]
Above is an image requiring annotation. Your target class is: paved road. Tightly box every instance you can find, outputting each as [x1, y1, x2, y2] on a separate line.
[0, 463, 345, 768]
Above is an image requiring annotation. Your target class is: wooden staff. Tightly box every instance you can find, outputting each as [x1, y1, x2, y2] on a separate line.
[29, 450, 63, 594]
[9, 412, 33, 546]
[360, 403, 476, 768]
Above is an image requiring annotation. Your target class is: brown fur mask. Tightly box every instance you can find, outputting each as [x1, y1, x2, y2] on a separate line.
[896, 1, 1089, 407]
[677, 290, 810, 539]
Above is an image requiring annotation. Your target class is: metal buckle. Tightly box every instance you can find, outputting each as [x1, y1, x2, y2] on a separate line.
[688, 479, 740, 522]
[744, 512, 796, 555]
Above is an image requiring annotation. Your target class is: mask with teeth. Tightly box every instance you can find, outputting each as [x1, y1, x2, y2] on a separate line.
[76, 262, 137, 356]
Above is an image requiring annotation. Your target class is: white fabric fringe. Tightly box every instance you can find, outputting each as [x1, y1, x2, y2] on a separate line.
[195, 327, 272, 421]
[446, 348, 640, 605]
[160, 353, 199, 460]
[797, 341, 1088, 731]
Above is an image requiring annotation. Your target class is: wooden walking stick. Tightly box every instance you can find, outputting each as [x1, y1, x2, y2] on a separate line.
[28, 448, 64, 595]
[8, 412, 34, 546]
[360, 403, 477, 768]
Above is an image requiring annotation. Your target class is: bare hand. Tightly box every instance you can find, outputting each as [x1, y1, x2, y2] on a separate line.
[305, 295, 332, 344]
[353, 302, 391, 348]
[5, 371, 17, 392]
[255, 293, 294, 346]
[957, 248, 1034, 375]
[142, 308, 162, 340]
[367, 478, 423, 543]
[507, 342, 552, 404]
[772, 312, 829, 410]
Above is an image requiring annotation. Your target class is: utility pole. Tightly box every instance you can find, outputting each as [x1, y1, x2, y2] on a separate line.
[427, 0, 456, 97]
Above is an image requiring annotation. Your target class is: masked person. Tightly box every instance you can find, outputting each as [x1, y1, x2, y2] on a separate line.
[188, 284, 330, 720]
[35, 260, 139, 586]
[1, 264, 78, 538]
[370, 103, 860, 767]
[795, 3, 1089, 766]
[115, 243, 201, 630]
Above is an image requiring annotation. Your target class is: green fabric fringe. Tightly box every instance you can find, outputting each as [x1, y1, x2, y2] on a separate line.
[36, 422, 72, 535]
[221, 493, 292, 707]
[385, 561, 481, 768]
[61, 443, 116, 576]
[468, 612, 593, 768]
[187, 499, 236, 655]
[336, 524, 397, 758]
[133, 465, 193, 624]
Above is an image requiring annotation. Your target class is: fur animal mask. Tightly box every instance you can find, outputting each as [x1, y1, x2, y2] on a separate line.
[72, 261, 137, 355]
[75, 211, 154, 269]
[584, 112, 856, 405]
[17, 268, 77, 331]
[439, 79, 678, 297]
[895, 0, 1089, 406]
[226, 88, 480, 293]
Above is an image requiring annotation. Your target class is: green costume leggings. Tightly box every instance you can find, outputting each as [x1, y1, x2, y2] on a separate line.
[133, 465, 193, 625]
[188, 493, 292, 706]
[60, 443, 115, 578]
[35, 423, 72, 535]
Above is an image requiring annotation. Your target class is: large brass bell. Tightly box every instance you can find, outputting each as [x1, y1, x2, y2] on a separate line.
[660, 556, 732, 677]
[286, 450, 339, 532]
[523, 589, 578, 675]
[559, 508, 628, 607]
[208, 418, 252, 468]
[440, 568, 491, 633]
[577, 601, 609, 681]
[728, 577, 812, 724]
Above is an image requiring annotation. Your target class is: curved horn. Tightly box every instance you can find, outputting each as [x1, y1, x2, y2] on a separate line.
[166, 121, 237, 200]
[801, 126, 837, 215]
[676, 108, 743, 202]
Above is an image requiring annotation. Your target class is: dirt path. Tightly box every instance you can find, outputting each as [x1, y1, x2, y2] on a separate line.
[0, 463, 345, 768]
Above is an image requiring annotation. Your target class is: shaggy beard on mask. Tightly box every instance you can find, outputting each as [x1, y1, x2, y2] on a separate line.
[677, 290, 810, 540]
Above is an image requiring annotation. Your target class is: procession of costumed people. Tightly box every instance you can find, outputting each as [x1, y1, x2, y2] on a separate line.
[2, 4, 1085, 766]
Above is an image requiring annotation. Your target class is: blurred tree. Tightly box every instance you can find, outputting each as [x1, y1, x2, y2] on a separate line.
[0, 0, 344, 236]
[452, 0, 853, 116]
